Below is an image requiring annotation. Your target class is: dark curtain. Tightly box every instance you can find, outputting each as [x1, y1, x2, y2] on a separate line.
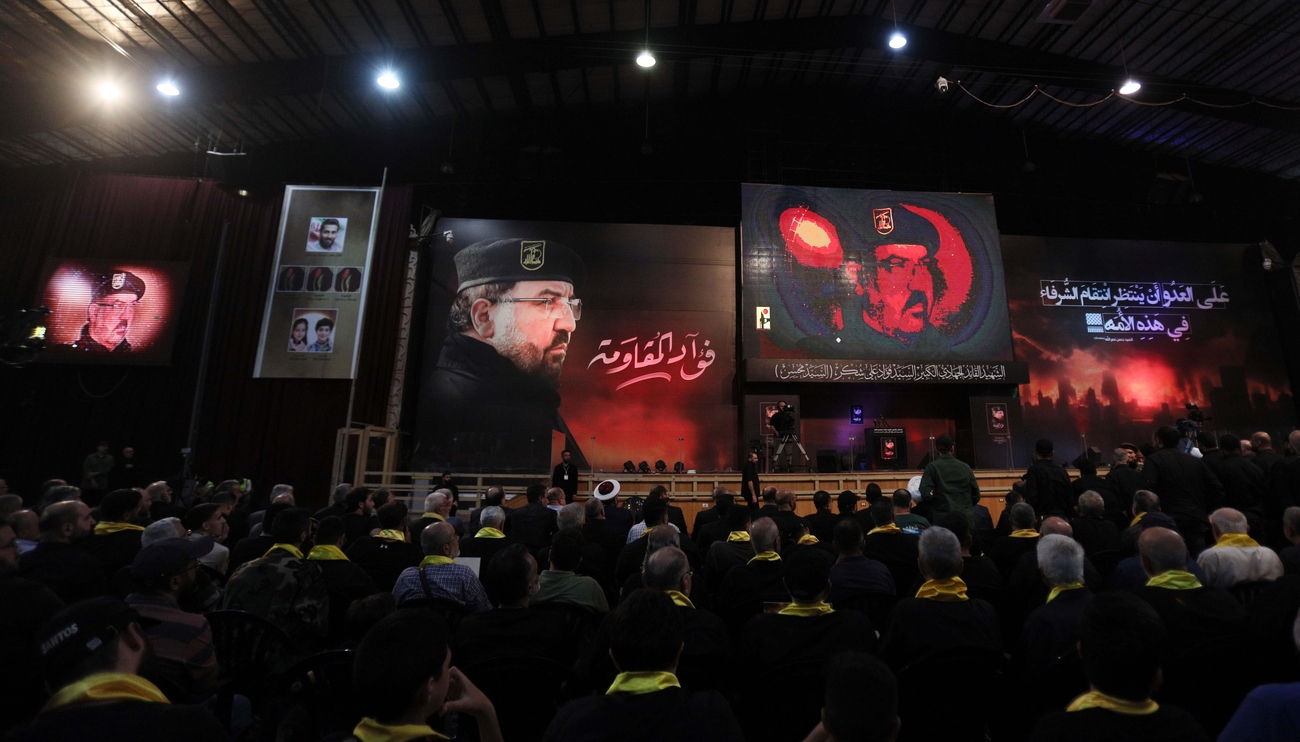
[0, 174, 412, 505]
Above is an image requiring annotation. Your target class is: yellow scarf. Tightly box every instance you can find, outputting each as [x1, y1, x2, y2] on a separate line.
[868, 523, 902, 535]
[1130, 513, 1146, 528]
[1010, 529, 1040, 539]
[352, 717, 449, 742]
[915, 577, 969, 602]
[606, 671, 680, 695]
[1216, 532, 1260, 548]
[1066, 690, 1159, 715]
[422, 512, 446, 522]
[727, 531, 751, 542]
[42, 673, 169, 713]
[307, 545, 348, 561]
[94, 522, 145, 535]
[1047, 582, 1085, 603]
[264, 543, 304, 559]
[748, 551, 781, 564]
[664, 590, 695, 608]
[378, 529, 407, 542]
[420, 555, 455, 567]
[797, 534, 819, 545]
[1146, 570, 1202, 590]
[476, 527, 506, 539]
[778, 601, 835, 616]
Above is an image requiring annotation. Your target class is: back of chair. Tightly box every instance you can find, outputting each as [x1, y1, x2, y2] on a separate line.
[834, 591, 897, 631]
[736, 659, 826, 742]
[205, 610, 299, 706]
[897, 647, 1006, 742]
[1230, 579, 1275, 607]
[274, 650, 360, 740]
[460, 655, 583, 742]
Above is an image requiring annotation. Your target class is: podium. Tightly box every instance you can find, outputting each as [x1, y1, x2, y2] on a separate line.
[867, 427, 907, 471]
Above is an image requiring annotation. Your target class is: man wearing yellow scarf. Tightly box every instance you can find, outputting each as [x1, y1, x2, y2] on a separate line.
[84, 488, 149, 577]
[14, 597, 226, 741]
[1030, 593, 1207, 741]
[220, 508, 330, 646]
[1195, 507, 1282, 589]
[458, 506, 514, 564]
[351, 609, 502, 742]
[544, 590, 744, 741]
[716, 517, 791, 618]
[863, 499, 922, 595]
[1013, 535, 1092, 675]
[988, 502, 1041, 578]
[880, 527, 999, 672]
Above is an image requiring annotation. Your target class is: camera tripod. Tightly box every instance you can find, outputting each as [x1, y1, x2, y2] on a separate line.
[772, 432, 810, 472]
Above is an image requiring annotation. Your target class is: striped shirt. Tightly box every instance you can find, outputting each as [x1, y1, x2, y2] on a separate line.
[392, 564, 492, 612]
[125, 592, 219, 696]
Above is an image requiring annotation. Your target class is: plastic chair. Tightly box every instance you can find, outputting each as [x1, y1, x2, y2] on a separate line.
[205, 610, 299, 707]
[459, 655, 583, 742]
[897, 647, 1006, 742]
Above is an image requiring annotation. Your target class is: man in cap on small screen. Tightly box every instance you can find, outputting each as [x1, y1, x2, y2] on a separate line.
[69, 269, 145, 353]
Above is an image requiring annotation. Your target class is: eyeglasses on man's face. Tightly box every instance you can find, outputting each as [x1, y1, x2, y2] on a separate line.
[494, 296, 582, 321]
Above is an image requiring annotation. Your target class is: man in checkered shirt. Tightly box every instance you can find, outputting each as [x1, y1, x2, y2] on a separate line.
[392, 521, 492, 612]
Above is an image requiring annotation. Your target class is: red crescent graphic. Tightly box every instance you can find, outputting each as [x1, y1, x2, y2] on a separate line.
[900, 203, 972, 328]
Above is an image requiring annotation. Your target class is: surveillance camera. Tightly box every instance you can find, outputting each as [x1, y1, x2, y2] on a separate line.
[936, 76, 950, 93]
[1263, 258, 1273, 271]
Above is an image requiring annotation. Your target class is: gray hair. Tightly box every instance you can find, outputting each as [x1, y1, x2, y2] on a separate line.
[142, 517, 186, 547]
[480, 506, 506, 529]
[1134, 490, 1160, 514]
[1009, 502, 1037, 530]
[1210, 507, 1248, 535]
[424, 492, 448, 513]
[269, 484, 294, 502]
[40, 485, 82, 512]
[1077, 491, 1105, 518]
[331, 483, 352, 506]
[1289, 430, 1300, 453]
[749, 517, 779, 553]
[420, 522, 456, 555]
[643, 546, 690, 591]
[1112, 447, 1131, 465]
[1040, 516, 1072, 537]
[583, 497, 604, 520]
[144, 481, 170, 502]
[1037, 534, 1085, 586]
[449, 281, 516, 334]
[919, 527, 963, 580]
[558, 502, 585, 531]
[271, 492, 296, 506]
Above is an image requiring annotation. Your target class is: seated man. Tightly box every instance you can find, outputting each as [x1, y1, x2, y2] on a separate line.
[533, 529, 609, 614]
[936, 512, 1004, 610]
[892, 489, 929, 534]
[8, 597, 225, 741]
[185, 504, 232, 576]
[704, 507, 754, 594]
[0, 520, 66, 735]
[1030, 593, 1208, 742]
[989, 502, 1040, 579]
[581, 497, 627, 577]
[802, 652, 900, 742]
[458, 505, 516, 564]
[226, 502, 292, 576]
[769, 489, 809, 546]
[306, 516, 379, 635]
[1070, 491, 1120, 557]
[352, 608, 503, 742]
[83, 488, 148, 578]
[409, 491, 452, 547]
[1013, 535, 1092, 675]
[739, 548, 877, 676]
[19, 500, 106, 604]
[543, 590, 744, 742]
[881, 527, 1000, 671]
[1196, 507, 1283, 589]
[125, 536, 221, 698]
[392, 521, 491, 612]
[348, 502, 424, 592]
[453, 543, 577, 668]
[716, 517, 790, 625]
[616, 499, 702, 588]
[1120, 490, 1162, 557]
[862, 499, 921, 596]
[340, 487, 376, 548]
[827, 518, 895, 604]
[8, 509, 40, 555]
[506, 483, 559, 552]
[805, 490, 841, 545]
[222, 507, 330, 647]
[1220, 609, 1300, 742]
[1004, 518, 1104, 645]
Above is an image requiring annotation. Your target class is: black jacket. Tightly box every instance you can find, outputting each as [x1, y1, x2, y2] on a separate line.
[458, 534, 518, 565]
[1218, 453, 1267, 514]
[19, 542, 106, 604]
[82, 528, 143, 579]
[544, 686, 743, 742]
[1104, 465, 1146, 513]
[552, 462, 579, 501]
[1141, 448, 1225, 525]
[863, 531, 921, 598]
[346, 536, 423, 592]
[737, 610, 877, 677]
[881, 596, 1001, 671]
[1070, 515, 1120, 556]
[1023, 459, 1074, 517]
[506, 501, 559, 551]
[454, 607, 578, 668]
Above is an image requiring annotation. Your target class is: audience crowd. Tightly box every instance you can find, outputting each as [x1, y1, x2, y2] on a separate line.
[3, 424, 1300, 741]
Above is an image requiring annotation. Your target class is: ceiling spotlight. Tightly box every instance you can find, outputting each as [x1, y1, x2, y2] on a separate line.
[1119, 79, 1141, 95]
[157, 81, 179, 97]
[98, 82, 120, 101]
[889, 32, 907, 49]
[237, 189, 249, 197]
[377, 71, 400, 89]
[636, 51, 656, 68]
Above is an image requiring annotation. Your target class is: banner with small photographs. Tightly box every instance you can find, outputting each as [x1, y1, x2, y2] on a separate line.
[253, 185, 382, 379]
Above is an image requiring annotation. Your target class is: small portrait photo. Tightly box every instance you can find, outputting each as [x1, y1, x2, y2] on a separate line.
[291, 308, 338, 354]
[276, 265, 305, 292]
[334, 266, 363, 293]
[307, 266, 334, 293]
[306, 217, 347, 253]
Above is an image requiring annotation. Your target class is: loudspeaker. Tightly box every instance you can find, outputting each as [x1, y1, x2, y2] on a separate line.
[816, 450, 839, 473]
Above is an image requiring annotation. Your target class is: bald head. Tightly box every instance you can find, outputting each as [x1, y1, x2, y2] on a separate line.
[546, 487, 564, 504]
[40, 501, 92, 543]
[644, 546, 691, 592]
[420, 521, 458, 557]
[1040, 517, 1073, 537]
[1139, 527, 1188, 576]
[1251, 432, 1272, 451]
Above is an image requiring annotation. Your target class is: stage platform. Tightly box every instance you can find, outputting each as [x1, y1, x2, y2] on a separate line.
[366, 469, 1045, 531]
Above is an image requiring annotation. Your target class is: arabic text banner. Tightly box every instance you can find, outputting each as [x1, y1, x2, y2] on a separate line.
[1004, 235, 1293, 467]
[413, 219, 737, 474]
[253, 185, 382, 379]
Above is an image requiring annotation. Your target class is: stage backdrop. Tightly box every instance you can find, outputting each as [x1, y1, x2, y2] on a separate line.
[413, 219, 736, 474]
[1003, 236, 1294, 467]
[741, 184, 1018, 383]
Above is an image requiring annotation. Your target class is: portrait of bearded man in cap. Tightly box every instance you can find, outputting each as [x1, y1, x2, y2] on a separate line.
[68, 269, 146, 353]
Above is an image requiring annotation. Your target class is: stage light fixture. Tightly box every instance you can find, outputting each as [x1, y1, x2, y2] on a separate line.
[636, 51, 656, 68]
[1119, 79, 1141, 95]
[157, 81, 180, 97]
[638, 461, 651, 474]
[655, 460, 667, 473]
[888, 32, 907, 49]
[623, 460, 636, 473]
[98, 82, 120, 101]
[377, 71, 400, 90]
[673, 461, 684, 473]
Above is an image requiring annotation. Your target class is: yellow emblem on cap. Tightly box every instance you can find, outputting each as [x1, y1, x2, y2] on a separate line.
[521, 240, 545, 271]
[111, 273, 126, 290]
[872, 208, 894, 235]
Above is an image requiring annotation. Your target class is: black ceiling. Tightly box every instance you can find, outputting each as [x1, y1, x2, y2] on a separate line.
[0, 0, 1297, 176]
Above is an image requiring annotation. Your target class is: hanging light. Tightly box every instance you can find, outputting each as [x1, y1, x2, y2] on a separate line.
[98, 82, 120, 101]
[637, 51, 656, 68]
[1119, 79, 1141, 95]
[377, 71, 400, 89]
[157, 81, 180, 97]
[888, 32, 907, 49]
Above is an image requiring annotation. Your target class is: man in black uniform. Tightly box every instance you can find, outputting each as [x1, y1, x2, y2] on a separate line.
[552, 449, 579, 503]
[67, 269, 145, 353]
[741, 451, 761, 510]
[1142, 425, 1225, 554]
[417, 238, 588, 472]
[1023, 439, 1074, 518]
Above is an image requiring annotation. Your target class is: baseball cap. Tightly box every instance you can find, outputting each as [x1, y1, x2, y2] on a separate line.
[130, 535, 213, 584]
[454, 238, 587, 292]
[38, 598, 157, 681]
[593, 479, 621, 501]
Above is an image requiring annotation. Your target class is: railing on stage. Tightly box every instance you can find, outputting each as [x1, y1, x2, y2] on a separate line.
[354, 467, 1040, 528]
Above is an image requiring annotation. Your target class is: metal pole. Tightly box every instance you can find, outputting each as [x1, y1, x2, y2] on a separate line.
[183, 220, 230, 488]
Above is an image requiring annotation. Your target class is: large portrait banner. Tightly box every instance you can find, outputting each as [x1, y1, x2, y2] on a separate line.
[253, 185, 382, 379]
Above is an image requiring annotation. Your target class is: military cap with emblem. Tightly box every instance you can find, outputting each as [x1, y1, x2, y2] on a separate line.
[454, 237, 587, 292]
[854, 202, 940, 255]
[90, 269, 146, 302]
